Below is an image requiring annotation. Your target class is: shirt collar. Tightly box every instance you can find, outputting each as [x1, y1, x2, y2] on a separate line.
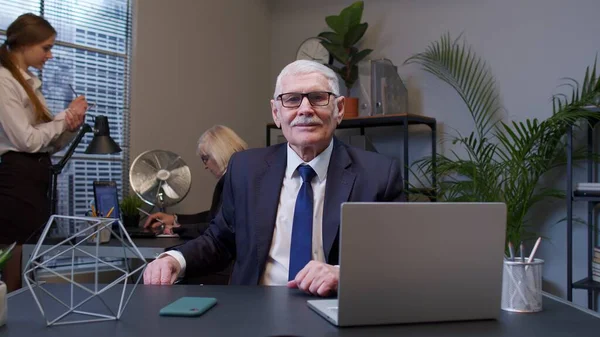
[285, 138, 334, 182]
[18, 67, 41, 91]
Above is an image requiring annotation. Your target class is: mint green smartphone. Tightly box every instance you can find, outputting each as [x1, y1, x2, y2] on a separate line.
[159, 297, 217, 317]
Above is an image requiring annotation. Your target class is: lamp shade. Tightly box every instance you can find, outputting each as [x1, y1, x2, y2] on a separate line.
[84, 115, 122, 154]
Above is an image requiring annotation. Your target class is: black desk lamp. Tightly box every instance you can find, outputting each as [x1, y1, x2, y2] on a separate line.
[49, 115, 122, 215]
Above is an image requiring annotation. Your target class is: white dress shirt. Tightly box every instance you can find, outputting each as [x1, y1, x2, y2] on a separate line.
[165, 139, 334, 285]
[259, 140, 332, 285]
[0, 66, 74, 156]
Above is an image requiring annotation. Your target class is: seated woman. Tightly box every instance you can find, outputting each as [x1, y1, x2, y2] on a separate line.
[143, 125, 248, 239]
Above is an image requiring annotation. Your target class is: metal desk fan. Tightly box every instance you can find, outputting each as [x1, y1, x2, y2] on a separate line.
[129, 150, 192, 210]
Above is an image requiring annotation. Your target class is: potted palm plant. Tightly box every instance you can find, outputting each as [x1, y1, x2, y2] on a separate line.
[120, 194, 143, 228]
[406, 33, 600, 247]
[0, 242, 16, 327]
[318, 1, 372, 118]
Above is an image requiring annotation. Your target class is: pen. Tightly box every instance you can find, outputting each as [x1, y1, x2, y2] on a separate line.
[68, 84, 95, 110]
[508, 242, 515, 261]
[91, 204, 97, 217]
[68, 84, 78, 97]
[106, 206, 115, 218]
[137, 207, 165, 224]
[520, 242, 525, 263]
[527, 237, 542, 263]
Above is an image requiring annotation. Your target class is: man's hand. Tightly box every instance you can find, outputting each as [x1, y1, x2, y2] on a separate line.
[287, 261, 339, 297]
[143, 255, 181, 285]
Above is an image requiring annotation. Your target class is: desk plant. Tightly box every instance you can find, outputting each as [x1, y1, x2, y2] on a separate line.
[0, 242, 16, 327]
[406, 33, 600, 247]
[120, 194, 143, 228]
[318, 1, 372, 117]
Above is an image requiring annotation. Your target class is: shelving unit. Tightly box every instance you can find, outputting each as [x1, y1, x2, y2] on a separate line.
[266, 113, 437, 198]
[566, 106, 600, 311]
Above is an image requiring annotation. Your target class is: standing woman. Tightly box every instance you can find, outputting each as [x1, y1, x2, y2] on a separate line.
[0, 13, 88, 291]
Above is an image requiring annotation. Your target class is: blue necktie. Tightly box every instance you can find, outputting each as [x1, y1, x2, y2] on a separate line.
[288, 165, 317, 281]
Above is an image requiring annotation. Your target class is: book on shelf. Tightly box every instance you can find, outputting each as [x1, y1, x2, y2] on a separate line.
[576, 182, 600, 189]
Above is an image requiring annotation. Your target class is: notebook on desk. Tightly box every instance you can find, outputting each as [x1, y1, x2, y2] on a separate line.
[307, 202, 507, 327]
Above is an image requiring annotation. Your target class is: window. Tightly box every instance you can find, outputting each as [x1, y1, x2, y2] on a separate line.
[0, 0, 132, 221]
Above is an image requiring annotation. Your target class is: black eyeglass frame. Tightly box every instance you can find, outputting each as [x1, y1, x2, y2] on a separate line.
[276, 91, 337, 108]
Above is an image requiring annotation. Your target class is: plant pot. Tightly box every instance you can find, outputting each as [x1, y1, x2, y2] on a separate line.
[344, 97, 359, 119]
[0, 281, 6, 327]
[123, 214, 141, 228]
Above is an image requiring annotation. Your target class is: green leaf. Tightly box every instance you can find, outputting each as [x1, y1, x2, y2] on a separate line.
[325, 15, 346, 35]
[350, 48, 372, 66]
[344, 22, 368, 47]
[0, 242, 16, 271]
[321, 41, 348, 64]
[318, 32, 343, 45]
[346, 1, 364, 27]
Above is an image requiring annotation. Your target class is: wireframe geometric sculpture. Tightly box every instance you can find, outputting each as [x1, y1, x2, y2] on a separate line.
[22, 215, 147, 326]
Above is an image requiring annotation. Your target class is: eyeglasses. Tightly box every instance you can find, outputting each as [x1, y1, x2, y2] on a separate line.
[277, 91, 336, 108]
[200, 154, 210, 164]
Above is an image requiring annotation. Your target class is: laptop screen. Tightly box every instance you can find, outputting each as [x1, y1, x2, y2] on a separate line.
[93, 182, 121, 219]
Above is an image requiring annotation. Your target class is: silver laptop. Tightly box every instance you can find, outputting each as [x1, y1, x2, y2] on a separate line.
[308, 202, 507, 327]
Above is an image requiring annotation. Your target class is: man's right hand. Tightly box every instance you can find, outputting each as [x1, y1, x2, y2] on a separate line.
[143, 255, 181, 285]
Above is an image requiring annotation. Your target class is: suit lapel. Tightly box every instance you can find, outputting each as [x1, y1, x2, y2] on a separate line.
[322, 139, 356, 261]
[254, 144, 287, 278]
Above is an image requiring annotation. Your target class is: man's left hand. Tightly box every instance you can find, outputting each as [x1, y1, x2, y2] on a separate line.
[287, 261, 339, 297]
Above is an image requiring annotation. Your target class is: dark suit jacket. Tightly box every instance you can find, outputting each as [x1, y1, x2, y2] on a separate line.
[178, 137, 405, 285]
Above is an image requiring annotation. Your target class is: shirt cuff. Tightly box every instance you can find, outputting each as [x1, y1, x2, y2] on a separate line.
[158, 250, 186, 277]
[54, 110, 68, 131]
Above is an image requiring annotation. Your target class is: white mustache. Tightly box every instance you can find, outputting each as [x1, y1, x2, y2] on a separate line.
[290, 116, 323, 127]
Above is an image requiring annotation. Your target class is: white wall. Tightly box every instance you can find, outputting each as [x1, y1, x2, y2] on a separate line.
[269, 0, 600, 305]
[130, 0, 272, 213]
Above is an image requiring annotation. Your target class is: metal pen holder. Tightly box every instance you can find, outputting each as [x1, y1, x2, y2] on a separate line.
[83, 219, 112, 244]
[501, 258, 544, 312]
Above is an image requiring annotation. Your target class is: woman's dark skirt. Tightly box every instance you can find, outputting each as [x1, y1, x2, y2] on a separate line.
[0, 151, 51, 244]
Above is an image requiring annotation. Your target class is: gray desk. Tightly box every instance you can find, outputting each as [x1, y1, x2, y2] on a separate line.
[21, 238, 184, 285]
[2, 285, 600, 336]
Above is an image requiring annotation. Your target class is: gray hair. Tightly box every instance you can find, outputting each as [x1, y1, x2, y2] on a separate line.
[273, 60, 340, 99]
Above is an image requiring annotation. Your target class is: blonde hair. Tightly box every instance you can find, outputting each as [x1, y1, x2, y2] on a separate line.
[0, 13, 55, 123]
[197, 125, 248, 175]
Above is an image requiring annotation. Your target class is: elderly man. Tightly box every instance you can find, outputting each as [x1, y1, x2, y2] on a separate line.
[143, 60, 404, 296]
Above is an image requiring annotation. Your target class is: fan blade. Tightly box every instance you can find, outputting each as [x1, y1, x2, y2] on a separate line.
[166, 175, 189, 198]
[161, 181, 181, 199]
[153, 153, 164, 169]
[168, 166, 189, 178]
[137, 158, 160, 175]
[164, 155, 183, 172]
[136, 173, 159, 195]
